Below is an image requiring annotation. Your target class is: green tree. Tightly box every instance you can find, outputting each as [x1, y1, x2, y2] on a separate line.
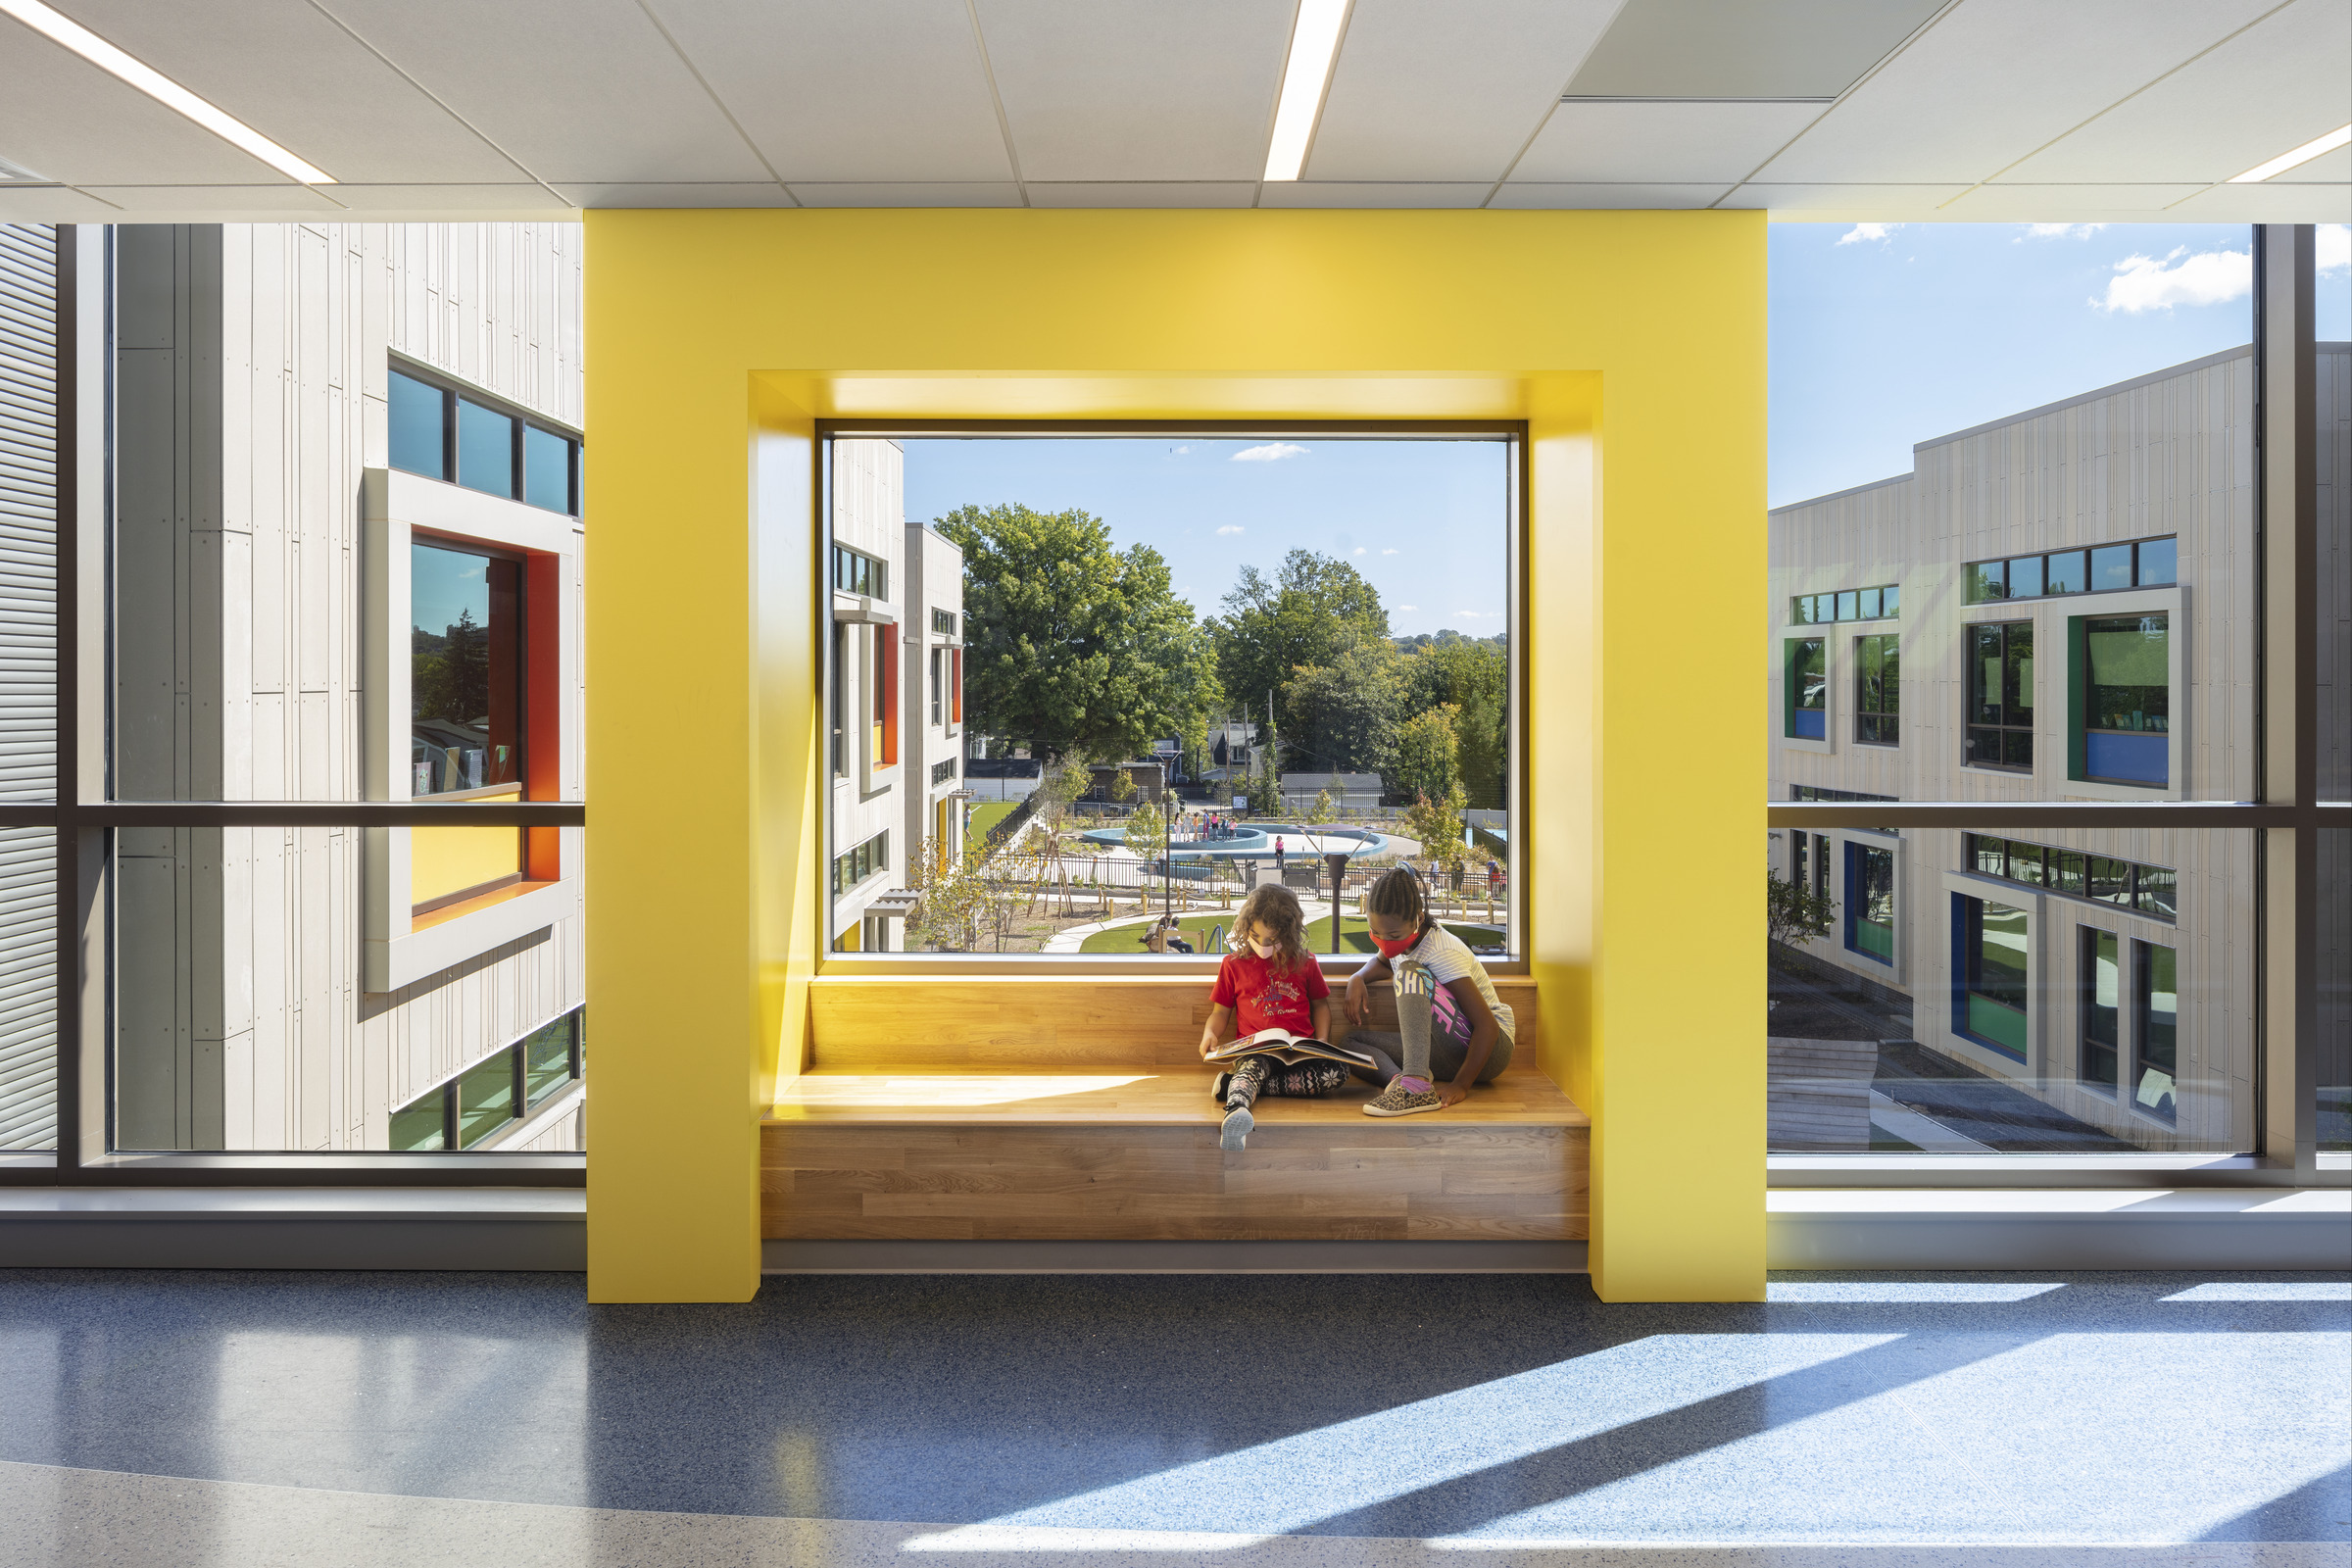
[937, 503, 1222, 765]
[1124, 795, 1166, 858]
[1210, 550, 1389, 748]
[1401, 637, 1506, 809]
[1246, 746, 1281, 815]
[1402, 785, 1471, 875]
[1280, 632, 1401, 778]
[1768, 861, 1838, 952]
[1390, 703, 1462, 807]
[1306, 787, 1335, 826]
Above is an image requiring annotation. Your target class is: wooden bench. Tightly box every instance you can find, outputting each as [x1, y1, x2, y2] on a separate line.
[760, 976, 1588, 1243]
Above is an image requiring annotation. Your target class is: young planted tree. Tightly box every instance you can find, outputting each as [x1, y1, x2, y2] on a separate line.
[1767, 862, 1838, 956]
[1307, 787, 1336, 826]
[906, 834, 990, 953]
[1402, 784, 1472, 883]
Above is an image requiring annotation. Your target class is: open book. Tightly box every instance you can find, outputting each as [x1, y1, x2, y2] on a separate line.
[1202, 1030, 1379, 1070]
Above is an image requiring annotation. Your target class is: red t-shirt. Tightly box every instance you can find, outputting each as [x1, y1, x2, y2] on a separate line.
[1211, 951, 1330, 1038]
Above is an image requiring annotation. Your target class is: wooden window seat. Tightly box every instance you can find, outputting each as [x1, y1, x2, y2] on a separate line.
[762, 976, 1588, 1243]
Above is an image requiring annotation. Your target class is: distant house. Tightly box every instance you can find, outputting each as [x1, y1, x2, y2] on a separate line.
[1278, 772, 1384, 811]
[964, 757, 1042, 802]
[1087, 760, 1167, 804]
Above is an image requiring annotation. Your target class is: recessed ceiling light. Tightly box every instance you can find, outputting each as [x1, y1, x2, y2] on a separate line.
[2228, 123, 2351, 184]
[0, 152, 53, 183]
[0, 0, 335, 184]
[1263, 0, 1349, 182]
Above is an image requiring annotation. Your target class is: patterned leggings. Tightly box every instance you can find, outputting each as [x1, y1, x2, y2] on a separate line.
[1223, 1054, 1353, 1110]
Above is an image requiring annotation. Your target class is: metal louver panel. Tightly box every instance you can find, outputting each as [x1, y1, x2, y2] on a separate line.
[0, 223, 57, 1150]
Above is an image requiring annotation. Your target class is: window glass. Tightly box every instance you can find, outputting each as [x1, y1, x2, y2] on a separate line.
[1881, 584, 1899, 617]
[2045, 549, 2087, 595]
[1846, 844, 1894, 961]
[2083, 613, 2168, 786]
[1836, 589, 1858, 620]
[1966, 561, 2004, 603]
[2133, 863, 2178, 921]
[2134, 941, 2178, 1122]
[2089, 542, 2132, 592]
[455, 1050, 516, 1147]
[2004, 840, 2046, 886]
[2088, 856, 2132, 906]
[388, 368, 446, 480]
[2135, 536, 2177, 586]
[2053, 850, 2086, 897]
[1963, 897, 2031, 1058]
[1966, 622, 2032, 770]
[523, 1013, 576, 1107]
[522, 425, 572, 514]
[1854, 632, 1897, 744]
[388, 1093, 445, 1152]
[2082, 928, 2120, 1092]
[457, 399, 515, 499]
[2005, 556, 2043, 598]
[411, 543, 523, 799]
[1857, 586, 1881, 619]
[1788, 638, 1826, 739]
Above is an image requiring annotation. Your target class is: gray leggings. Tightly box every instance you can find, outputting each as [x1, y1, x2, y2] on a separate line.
[1344, 975, 1512, 1086]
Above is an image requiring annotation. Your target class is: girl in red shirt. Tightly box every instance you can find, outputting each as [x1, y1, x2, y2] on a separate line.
[1198, 885, 1336, 1150]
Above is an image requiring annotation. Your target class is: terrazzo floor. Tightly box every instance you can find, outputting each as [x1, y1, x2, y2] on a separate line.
[0, 1269, 2342, 1567]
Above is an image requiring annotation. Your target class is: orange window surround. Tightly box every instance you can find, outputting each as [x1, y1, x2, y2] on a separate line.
[878, 632, 900, 766]
[950, 648, 962, 724]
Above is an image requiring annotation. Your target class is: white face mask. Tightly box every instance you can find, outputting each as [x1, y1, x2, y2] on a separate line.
[1248, 937, 1279, 959]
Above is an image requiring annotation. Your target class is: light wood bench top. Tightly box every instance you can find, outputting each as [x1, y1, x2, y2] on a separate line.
[766, 1066, 1587, 1128]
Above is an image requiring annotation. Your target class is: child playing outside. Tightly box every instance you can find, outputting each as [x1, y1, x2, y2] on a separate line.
[1197, 884, 1341, 1151]
[1343, 866, 1514, 1116]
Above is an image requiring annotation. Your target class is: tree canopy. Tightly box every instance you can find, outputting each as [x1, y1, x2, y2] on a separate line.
[936, 503, 1220, 764]
[1209, 550, 1389, 738]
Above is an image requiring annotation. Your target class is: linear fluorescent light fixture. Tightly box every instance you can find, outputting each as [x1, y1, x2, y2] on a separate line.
[1262, 0, 1348, 181]
[0, 0, 335, 183]
[2229, 123, 2351, 183]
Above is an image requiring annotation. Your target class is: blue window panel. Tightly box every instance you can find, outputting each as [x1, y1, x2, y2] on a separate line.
[457, 399, 515, 499]
[2085, 731, 2167, 785]
[1789, 709, 1825, 740]
[2135, 537, 2177, 586]
[523, 425, 572, 514]
[387, 369, 445, 479]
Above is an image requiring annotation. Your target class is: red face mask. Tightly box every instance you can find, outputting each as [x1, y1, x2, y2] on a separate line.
[1371, 931, 1417, 960]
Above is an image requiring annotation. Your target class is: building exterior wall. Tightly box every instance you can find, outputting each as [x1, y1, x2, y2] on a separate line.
[1767, 343, 2342, 1153]
[112, 221, 584, 1152]
[828, 438, 905, 951]
[901, 521, 965, 878]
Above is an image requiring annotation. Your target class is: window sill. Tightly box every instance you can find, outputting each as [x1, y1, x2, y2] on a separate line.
[368, 875, 577, 993]
[413, 877, 556, 932]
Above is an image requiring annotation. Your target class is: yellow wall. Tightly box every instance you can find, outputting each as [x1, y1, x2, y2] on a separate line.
[584, 210, 1766, 1303]
[410, 788, 522, 906]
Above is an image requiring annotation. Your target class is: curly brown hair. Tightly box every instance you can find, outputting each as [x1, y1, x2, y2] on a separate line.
[1232, 884, 1310, 970]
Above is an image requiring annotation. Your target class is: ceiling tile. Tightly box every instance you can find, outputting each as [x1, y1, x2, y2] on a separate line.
[81, 184, 343, 214]
[319, 0, 771, 183]
[1756, 0, 2278, 185]
[0, 23, 293, 183]
[1511, 101, 1825, 184]
[648, 1, 1012, 183]
[554, 183, 792, 209]
[787, 183, 1025, 209]
[1488, 182, 1731, 210]
[1302, 0, 1618, 182]
[0, 185, 124, 221]
[1943, 184, 2210, 219]
[51, 1, 524, 184]
[974, 0, 1290, 181]
[329, 184, 566, 213]
[2165, 182, 2352, 223]
[1026, 183, 1256, 209]
[2001, 1, 2352, 184]
[1258, 183, 1492, 209]
[2270, 144, 2351, 184]
[1566, 0, 1945, 99]
[1719, 183, 1971, 216]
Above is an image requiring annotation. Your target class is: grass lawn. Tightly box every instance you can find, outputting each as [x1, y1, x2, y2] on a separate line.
[1304, 916, 1506, 956]
[964, 801, 1017, 851]
[1077, 910, 1240, 954]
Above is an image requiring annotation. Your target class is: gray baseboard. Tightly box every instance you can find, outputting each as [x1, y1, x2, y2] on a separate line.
[0, 1189, 586, 1271]
[762, 1239, 1591, 1273]
[1768, 1190, 2352, 1270]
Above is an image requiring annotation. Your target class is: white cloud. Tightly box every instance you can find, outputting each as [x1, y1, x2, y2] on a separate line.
[1396, 605, 1418, 612]
[1214, 524, 1245, 536]
[2321, 223, 2350, 273]
[1171, 444, 1191, 455]
[1837, 222, 1901, 247]
[1231, 442, 1307, 463]
[2018, 222, 2106, 241]
[1352, 547, 1366, 556]
[1453, 610, 1487, 619]
[1381, 548, 1398, 556]
[2095, 246, 2251, 313]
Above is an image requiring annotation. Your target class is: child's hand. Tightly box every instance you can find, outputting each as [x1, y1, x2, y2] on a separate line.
[1436, 1081, 1469, 1108]
[1345, 974, 1368, 1026]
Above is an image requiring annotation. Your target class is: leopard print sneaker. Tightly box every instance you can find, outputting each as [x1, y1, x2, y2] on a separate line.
[1363, 1079, 1444, 1117]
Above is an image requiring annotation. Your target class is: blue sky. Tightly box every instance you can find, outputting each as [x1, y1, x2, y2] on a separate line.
[901, 222, 2352, 612]
[903, 437, 1510, 642]
[1771, 220, 2351, 508]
